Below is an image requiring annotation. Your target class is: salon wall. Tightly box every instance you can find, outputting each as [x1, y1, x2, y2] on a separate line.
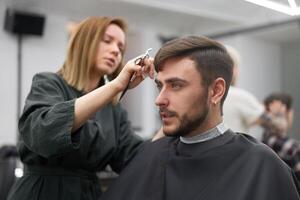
[121, 29, 161, 139]
[0, 4, 18, 145]
[0, 4, 68, 145]
[220, 36, 282, 100]
[281, 40, 300, 139]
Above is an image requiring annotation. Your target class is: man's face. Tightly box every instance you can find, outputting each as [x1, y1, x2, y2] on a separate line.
[155, 57, 210, 137]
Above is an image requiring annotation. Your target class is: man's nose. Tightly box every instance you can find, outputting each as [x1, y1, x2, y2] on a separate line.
[155, 90, 169, 107]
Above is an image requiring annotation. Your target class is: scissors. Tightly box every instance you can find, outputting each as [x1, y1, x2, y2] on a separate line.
[119, 48, 152, 100]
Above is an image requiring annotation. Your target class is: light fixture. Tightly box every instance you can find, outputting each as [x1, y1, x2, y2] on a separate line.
[245, 0, 300, 16]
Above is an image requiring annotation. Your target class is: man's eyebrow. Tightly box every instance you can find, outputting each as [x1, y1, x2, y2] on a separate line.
[154, 77, 188, 85]
[165, 77, 188, 84]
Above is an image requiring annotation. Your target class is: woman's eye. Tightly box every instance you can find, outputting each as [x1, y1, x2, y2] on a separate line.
[118, 45, 124, 53]
[103, 38, 111, 43]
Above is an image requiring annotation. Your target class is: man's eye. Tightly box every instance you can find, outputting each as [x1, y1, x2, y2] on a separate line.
[171, 83, 181, 89]
[156, 84, 162, 91]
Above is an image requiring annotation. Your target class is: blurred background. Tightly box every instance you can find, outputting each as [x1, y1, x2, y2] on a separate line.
[1, 0, 300, 146]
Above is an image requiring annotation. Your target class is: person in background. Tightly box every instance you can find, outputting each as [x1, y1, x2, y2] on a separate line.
[7, 16, 155, 200]
[223, 46, 284, 140]
[262, 92, 300, 181]
[223, 46, 264, 137]
[100, 36, 300, 200]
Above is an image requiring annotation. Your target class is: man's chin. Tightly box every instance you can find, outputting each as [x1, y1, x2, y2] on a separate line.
[163, 127, 180, 137]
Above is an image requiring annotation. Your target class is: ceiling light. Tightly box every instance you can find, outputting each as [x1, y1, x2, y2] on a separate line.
[245, 0, 300, 16]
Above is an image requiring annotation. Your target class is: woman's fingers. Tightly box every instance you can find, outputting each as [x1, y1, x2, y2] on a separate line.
[116, 57, 155, 91]
[141, 57, 155, 79]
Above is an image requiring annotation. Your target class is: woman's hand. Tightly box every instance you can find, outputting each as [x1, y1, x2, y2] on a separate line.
[113, 57, 155, 92]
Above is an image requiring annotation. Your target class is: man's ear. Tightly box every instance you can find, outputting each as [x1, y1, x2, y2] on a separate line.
[210, 78, 226, 105]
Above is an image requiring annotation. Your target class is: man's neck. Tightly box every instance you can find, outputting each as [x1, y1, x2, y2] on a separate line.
[180, 122, 228, 144]
[186, 114, 223, 138]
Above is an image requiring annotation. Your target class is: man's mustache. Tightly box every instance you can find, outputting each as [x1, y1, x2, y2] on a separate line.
[159, 108, 177, 117]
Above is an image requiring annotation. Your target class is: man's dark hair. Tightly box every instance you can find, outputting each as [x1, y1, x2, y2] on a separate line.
[154, 36, 233, 111]
[264, 92, 293, 111]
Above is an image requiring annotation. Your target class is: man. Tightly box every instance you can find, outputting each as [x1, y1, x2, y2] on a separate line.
[101, 36, 300, 200]
[262, 92, 300, 180]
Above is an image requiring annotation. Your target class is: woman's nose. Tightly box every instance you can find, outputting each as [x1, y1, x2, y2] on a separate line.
[110, 42, 120, 56]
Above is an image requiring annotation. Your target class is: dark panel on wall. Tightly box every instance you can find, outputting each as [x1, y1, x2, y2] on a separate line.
[4, 9, 45, 36]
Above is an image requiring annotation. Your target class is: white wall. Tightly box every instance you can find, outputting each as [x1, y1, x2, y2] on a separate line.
[0, 5, 18, 145]
[0, 4, 68, 145]
[281, 40, 300, 139]
[121, 29, 161, 139]
[220, 36, 282, 100]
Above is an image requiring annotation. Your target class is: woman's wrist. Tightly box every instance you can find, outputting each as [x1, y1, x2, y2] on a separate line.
[109, 79, 124, 94]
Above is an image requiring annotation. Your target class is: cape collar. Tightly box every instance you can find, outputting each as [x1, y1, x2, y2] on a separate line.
[180, 122, 228, 144]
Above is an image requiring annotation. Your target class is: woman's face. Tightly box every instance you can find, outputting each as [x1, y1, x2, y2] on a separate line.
[95, 23, 125, 76]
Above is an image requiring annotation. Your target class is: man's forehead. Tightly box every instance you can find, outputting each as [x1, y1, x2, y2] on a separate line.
[156, 57, 199, 81]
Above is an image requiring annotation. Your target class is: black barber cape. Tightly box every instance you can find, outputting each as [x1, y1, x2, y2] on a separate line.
[102, 130, 300, 200]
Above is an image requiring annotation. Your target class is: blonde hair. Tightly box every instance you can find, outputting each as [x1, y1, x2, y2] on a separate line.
[58, 16, 127, 93]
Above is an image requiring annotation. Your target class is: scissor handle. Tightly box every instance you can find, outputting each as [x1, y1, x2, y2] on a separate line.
[134, 49, 151, 65]
[134, 57, 143, 65]
[120, 48, 152, 100]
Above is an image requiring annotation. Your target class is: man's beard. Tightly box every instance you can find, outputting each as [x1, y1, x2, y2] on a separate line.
[167, 104, 209, 137]
[163, 89, 209, 137]
[179, 108, 209, 137]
